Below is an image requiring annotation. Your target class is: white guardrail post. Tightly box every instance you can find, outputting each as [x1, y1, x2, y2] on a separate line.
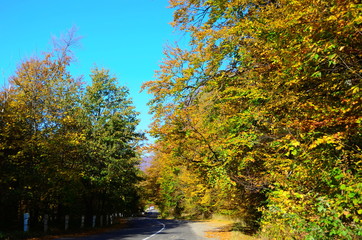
[81, 215, 85, 228]
[44, 214, 49, 232]
[24, 213, 30, 232]
[65, 215, 69, 231]
[92, 215, 96, 228]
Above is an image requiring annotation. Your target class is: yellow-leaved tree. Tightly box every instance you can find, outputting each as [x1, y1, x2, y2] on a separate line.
[143, 0, 361, 238]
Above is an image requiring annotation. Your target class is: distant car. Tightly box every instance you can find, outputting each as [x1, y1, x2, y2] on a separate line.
[146, 206, 155, 212]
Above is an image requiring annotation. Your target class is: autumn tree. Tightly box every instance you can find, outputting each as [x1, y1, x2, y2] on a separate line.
[0, 31, 85, 229]
[143, 0, 361, 238]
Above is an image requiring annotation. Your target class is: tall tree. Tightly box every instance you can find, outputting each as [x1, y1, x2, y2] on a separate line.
[80, 68, 144, 218]
[0, 31, 84, 228]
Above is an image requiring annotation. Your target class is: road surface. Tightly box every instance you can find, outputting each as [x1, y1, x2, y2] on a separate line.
[56, 217, 217, 240]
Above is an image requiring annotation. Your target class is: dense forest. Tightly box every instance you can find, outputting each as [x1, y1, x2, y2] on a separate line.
[0, 33, 144, 232]
[142, 0, 361, 239]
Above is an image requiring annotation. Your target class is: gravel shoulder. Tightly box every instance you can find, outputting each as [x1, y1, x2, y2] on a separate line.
[188, 220, 262, 240]
[187, 220, 232, 239]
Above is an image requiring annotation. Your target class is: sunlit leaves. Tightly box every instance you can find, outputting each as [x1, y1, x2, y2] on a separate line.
[144, 0, 361, 238]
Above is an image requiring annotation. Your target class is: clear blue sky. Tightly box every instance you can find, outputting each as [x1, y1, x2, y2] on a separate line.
[0, 0, 180, 143]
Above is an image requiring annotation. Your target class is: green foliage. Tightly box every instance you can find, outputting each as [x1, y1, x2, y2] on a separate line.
[80, 67, 144, 215]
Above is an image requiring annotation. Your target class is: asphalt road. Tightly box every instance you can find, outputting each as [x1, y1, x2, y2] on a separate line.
[56, 217, 211, 240]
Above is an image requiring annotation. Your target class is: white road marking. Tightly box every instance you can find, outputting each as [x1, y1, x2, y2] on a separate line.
[142, 220, 166, 240]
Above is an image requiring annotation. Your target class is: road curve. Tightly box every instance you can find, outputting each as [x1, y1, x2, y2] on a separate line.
[55, 217, 211, 240]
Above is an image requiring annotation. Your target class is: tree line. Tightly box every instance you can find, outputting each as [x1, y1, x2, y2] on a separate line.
[142, 0, 361, 239]
[0, 32, 143, 232]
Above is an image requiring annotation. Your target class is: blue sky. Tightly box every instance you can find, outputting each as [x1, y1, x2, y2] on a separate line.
[0, 0, 181, 143]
